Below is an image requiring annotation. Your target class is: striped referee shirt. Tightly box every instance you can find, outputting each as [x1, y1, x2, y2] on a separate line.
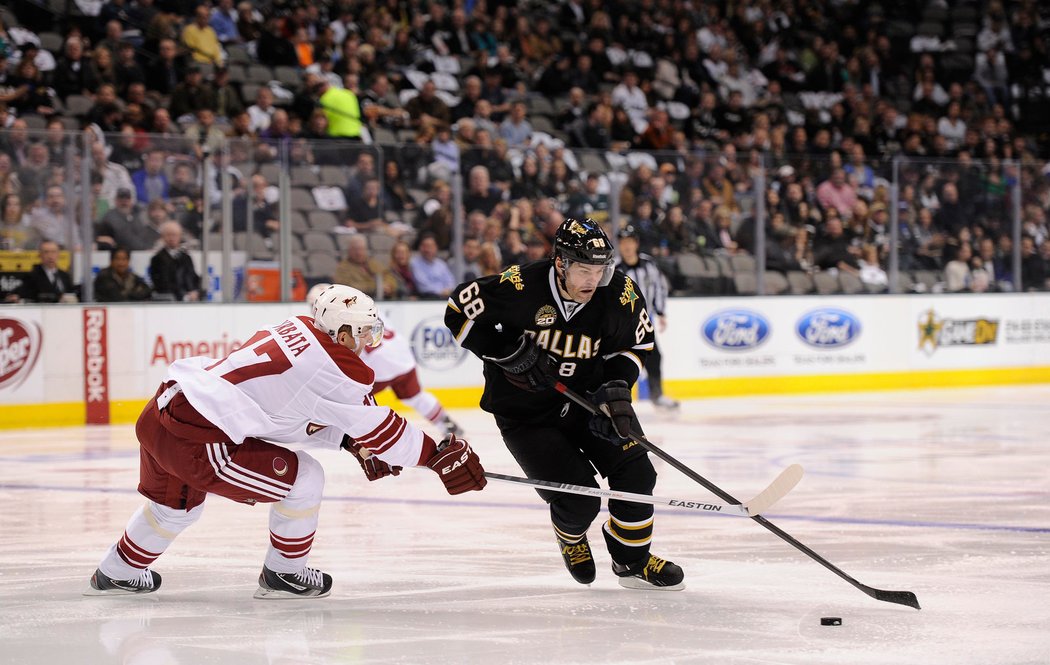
[616, 254, 667, 317]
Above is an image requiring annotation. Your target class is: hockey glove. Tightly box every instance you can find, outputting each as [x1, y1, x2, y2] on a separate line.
[426, 434, 487, 495]
[587, 380, 641, 445]
[341, 435, 402, 481]
[483, 334, 557, 392]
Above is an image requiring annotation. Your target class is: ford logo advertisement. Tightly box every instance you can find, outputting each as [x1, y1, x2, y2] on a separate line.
[701, 310, 771, 350]
[796, 308, 861, 348]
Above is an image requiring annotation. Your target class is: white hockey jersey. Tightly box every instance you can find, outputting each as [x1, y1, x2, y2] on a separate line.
[167, 315, 426, 469]
[360, 328, 416, 383]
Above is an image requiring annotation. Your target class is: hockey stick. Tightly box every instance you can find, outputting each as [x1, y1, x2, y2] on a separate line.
[554, 381, 921, 610]
[484, 467, 801, 517]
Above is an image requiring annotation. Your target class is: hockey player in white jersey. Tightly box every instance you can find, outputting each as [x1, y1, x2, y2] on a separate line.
[307, 283, 463, 438]
[86, 284, 486, 599]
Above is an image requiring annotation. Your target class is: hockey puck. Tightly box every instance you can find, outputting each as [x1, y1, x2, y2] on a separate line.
[820, 617, 842, 626]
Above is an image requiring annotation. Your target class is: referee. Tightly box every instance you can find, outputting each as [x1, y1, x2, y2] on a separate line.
[616, 226, 679, 409]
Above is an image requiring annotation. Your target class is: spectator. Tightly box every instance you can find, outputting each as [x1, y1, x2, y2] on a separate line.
[182, 4, 224, 65]
[95, 187, 154, 250]
[132, 149, 170, 204]
[4, 59, 55, 117]
[409, 233, 456, 299]
[1, 193, 40, 250]
[498, 100, 532, 147]
[816, 168, 858, 221]
[114, 42, 146, 96]
[332, 234, 398, 299]
[170, 66, 216, 121]
[611, 68, 649, 134]
[28, 185, 76, 246]
[341, 178, 384, 234]
[211, 66, 244, 119]
[1020, 236, 1047, 291]
[316, 79, 363, 141]
[944, 242, 973, 292]
[461, 165, 502, 216]
[149, 221, 201, 301]
[389, 240, 418, 299]
[209, 0, 240, 44]
[52, 37, 100, 100]
[452, 75, 482, 122]
[94, 246, 153, 301]
[813, 216, 861, 273]
[230, 173, 278, 238]
[405, 79, 451, 132]
[91, 141, 136, 208]
[145, 38, 183, 97]
[247, 86, 277, 134]
[6, 240, 77, 303]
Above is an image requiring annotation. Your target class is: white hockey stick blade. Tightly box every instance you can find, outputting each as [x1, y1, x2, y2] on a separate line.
[741, 464, 804, 516]
[484, 472, 751, 517]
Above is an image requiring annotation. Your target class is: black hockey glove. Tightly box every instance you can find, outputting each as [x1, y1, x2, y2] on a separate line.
[587, 380, 640, 445]
[483, 334, 558, 393]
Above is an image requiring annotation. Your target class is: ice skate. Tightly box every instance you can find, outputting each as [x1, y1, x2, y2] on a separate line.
[612, 554, 684, 590]
[556, 532, 596, 585]
[652, 395, 680, 410]
[84, 568, 162, 596]
[254, 565, 333, 599]
[443, 417, 464, 438]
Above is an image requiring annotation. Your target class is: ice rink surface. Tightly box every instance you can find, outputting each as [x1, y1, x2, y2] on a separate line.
[1, 385, 1048, 665]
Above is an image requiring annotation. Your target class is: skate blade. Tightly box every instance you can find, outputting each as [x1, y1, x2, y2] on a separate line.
[617, 577, 686, 591]
[253, 586, 331, 600]
[82, 586, 159, 597]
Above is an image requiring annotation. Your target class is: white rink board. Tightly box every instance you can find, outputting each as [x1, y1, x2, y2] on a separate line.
[2, 293, 1050, 407]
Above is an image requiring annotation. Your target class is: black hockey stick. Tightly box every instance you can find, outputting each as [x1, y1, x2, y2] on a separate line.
[554, 381, 921, 610]
[485, 466, 802, 517]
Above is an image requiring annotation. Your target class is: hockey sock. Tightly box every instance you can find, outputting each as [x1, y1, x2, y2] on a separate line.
[265, 451, 323, 574]
[401, 391, 445, 424]
[99, 501, 204, 581]
[553, 523, 587, 545]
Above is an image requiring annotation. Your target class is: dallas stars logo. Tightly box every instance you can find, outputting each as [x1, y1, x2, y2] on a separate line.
[918, 309, 999, 355]
[499, 265, 524, 291]
[568, 220, 588, 236]
[917, 309, 943, 354]
[619, 277, 639, 312]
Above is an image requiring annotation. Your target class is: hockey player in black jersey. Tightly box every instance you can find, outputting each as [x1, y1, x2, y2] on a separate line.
[445, 217, 684, 590]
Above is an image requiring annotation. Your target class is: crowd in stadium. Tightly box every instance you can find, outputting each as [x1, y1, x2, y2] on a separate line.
[1, 0, 1049, 302]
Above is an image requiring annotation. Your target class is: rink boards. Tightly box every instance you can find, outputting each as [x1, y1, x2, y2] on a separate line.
[2, 293, 1050, 428]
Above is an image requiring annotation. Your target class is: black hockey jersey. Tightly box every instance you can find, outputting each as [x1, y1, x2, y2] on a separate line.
[445, 260, 655, 420]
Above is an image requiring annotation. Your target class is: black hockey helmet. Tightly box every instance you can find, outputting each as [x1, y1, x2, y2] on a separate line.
[553, 217, 615, 287]
[617, 224, 639, 240]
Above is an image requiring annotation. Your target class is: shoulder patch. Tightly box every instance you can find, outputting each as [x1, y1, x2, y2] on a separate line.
[619, 276, 640, 312]
[498, 265, 524, 291]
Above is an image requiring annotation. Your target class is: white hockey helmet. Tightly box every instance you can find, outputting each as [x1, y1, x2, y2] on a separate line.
[306, 282, 331, 317]
[311, 283, 384, 347]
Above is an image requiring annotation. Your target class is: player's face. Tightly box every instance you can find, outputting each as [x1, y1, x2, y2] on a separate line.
[560, 260, 607, 303]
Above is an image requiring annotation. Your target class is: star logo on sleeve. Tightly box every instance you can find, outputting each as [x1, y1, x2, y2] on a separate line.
[619, 277, 639, 312]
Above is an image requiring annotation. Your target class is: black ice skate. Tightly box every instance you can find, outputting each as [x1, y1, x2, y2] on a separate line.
[612, 554, 685, 590]
[556, 532, 596, 585]
[254, 565, 333, 599]
[652, 395, 680, 410]
[85, 568, 162, 596]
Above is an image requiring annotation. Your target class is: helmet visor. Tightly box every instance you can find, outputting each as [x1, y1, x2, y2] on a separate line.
[563, 258, 615, 288]
[361, 317, 385, 348]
